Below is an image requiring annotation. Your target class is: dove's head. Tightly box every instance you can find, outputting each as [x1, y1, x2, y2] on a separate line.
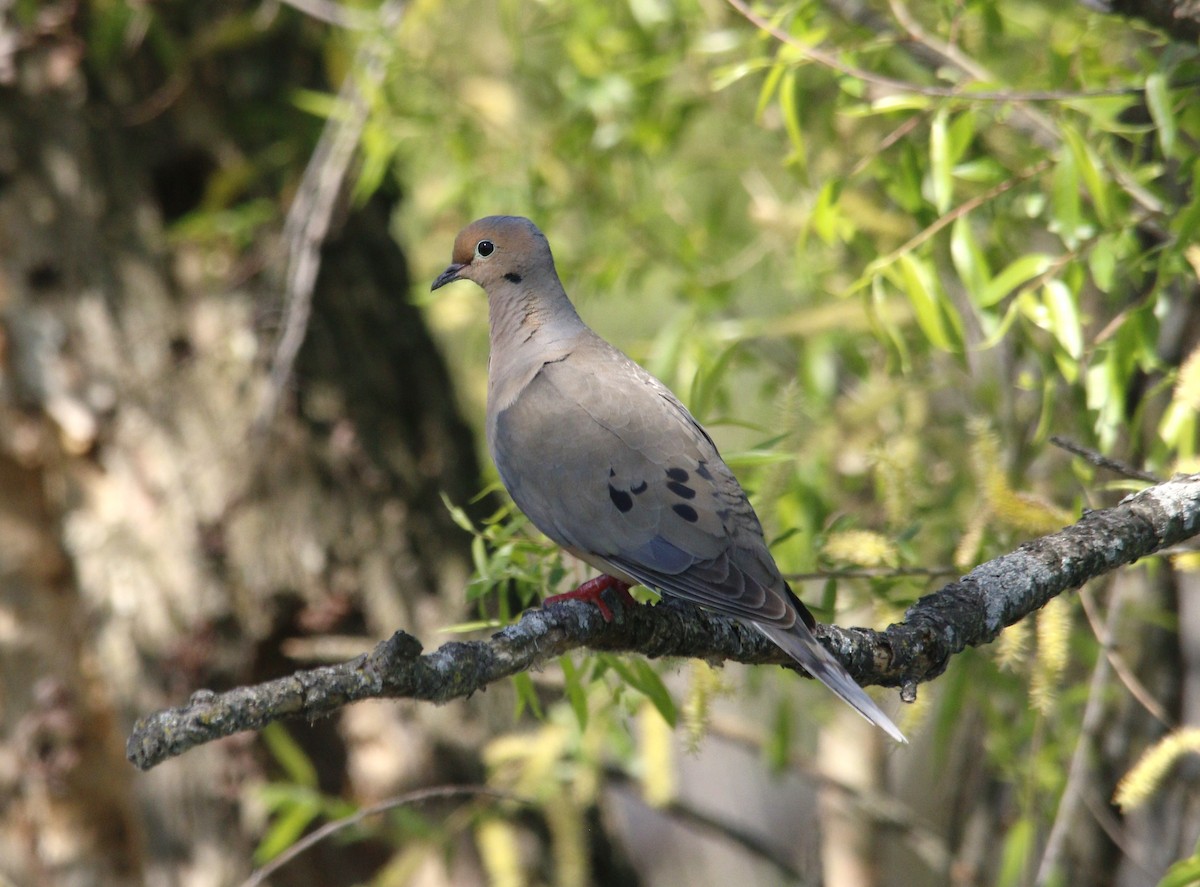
[431, 216, 558, 294]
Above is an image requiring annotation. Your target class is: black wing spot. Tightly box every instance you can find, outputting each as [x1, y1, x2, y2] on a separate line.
[666, 467, 689, 482]
[631, 480, 648, 494]
[667, 481, 696, 500]
[672, 503, 699, 522]
[695, 461, 713, 481]
[609, 467, 616, 477]
[504, 272, 522, 283]
[609, 485, 634, 513]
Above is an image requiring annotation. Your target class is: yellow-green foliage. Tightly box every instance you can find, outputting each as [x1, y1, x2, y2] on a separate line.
[972, 426, 1074, 536]
[638, 701, 676, 808]
[682, 661, 727, 752]
[1173, 551, 1200, 573]
[821, 529, 900, 568]
[995, 617, 1032, 673]
[476, 818, 527, 887]
[544, 793, 588, 887]
[1177, 347, 1200, 412]
[872, 437, 923, 528]
[952, 509, 987, 571]
[1114, 729, 1200, 812]
[1030, 597, 1072, 714]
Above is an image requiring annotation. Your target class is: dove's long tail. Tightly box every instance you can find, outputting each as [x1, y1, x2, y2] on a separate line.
[755, 621, 907, 743]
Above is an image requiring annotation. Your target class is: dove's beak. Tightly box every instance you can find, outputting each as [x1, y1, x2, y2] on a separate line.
[431, 263, 466, 291]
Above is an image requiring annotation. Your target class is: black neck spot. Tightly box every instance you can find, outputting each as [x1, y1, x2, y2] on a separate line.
[504, 272, 523, 284]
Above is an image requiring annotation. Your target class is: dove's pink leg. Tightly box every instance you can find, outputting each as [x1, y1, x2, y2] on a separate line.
[543, 575, 636, 622]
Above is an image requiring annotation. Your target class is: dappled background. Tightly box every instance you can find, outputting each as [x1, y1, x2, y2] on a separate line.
[1, 0, 1199, 885]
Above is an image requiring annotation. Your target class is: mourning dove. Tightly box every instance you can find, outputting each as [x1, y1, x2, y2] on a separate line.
[432, 216, 905, 743]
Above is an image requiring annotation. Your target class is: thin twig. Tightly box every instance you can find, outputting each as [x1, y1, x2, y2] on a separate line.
[241, 785, 526, 887]
[884, 0, 1057, 147]
[848, 113, 927, 178]
[1078, 586, 1173, 726]
[1033, 582, 1122, 886]
[253, 1, 405, 437]
[858, 160, 1052, 284]
[1080, 788, 1157, 879]
[725, 0, 1170, 103]
[1049, 436, 1161, 484]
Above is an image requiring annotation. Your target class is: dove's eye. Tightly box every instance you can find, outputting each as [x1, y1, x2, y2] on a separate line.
[475, 240, 495, 258]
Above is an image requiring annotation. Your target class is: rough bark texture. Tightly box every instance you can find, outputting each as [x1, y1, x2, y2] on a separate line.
[0, 15, 489, 887]
[128, 474, 1200, 769]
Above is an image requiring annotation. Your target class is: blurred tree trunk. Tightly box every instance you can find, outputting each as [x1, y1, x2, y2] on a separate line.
[0, 13, 488, 886]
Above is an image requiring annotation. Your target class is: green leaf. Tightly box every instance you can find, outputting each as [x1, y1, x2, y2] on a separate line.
[755, 59, 787, 121]
[688, 342, 741, 420]
[1061, 122, 1112, 227]
[1145, 72, 1178, 160]
[607, 657, 677, 727]
[866, 94, 932, 113]
[1170, 159, 1200, 244]
[893, 253, 958, 351]
[980, 253, 1055, 308]
[810, 179, 847, 246]
[1158, 850, 1200, 887]
[1088, 237, 1118, 293]
[977, 291, 1034, 350]
[997, 816, 1035, 887]
[766, 698, 792, 771]
[255, 791, 323, 862]
[290, 87, 344, 120]
[724, 449, 799, 468]
[818, 576, 839, 618]
[261, 723, 318, 788]
[953, 157, 1006, 184]
[950, 216, 990, 301]
[1033, 369, 1059, 443]
[947, 109, 977, 164]
[441, 492, 478, 534]
[560, 655, 589, 731]
[1049, 141, 1084, 246]
[441, 619, 502, 633]
[511, 671, 544, 720]
[779, 68, 807, 171]
[1086, 353, 1126, 452]
[1043, 279, 1083, 361]
[1160, 400, 1197, 456]
[712, 57, 773, 92]
[929, 108, 953, 213]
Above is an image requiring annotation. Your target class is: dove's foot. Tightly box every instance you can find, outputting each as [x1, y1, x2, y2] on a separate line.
[543, 574, 635, 622]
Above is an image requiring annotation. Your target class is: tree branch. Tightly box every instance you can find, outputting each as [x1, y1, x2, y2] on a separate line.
[127, 474, 1200, 770]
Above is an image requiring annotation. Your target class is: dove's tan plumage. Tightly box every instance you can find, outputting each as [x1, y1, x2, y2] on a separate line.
[433, 215, 905, 742]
